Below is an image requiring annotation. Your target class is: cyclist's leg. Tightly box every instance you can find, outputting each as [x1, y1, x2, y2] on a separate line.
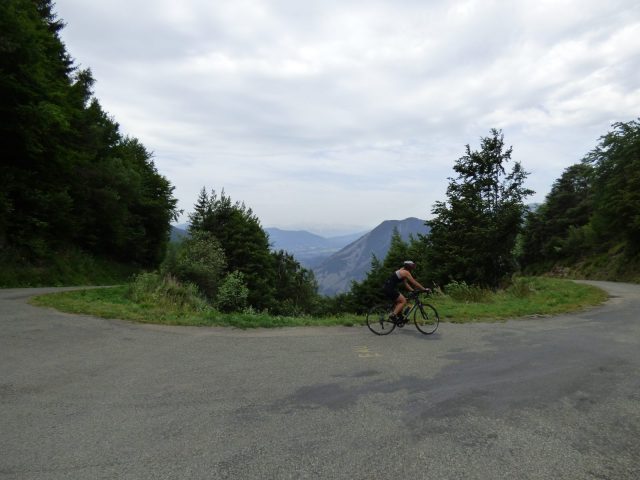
[393, 294, 407, 317]
[383, 287, 401, 318]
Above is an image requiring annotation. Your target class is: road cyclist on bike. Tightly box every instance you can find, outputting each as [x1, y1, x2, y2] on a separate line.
[382, 260, 429, 325]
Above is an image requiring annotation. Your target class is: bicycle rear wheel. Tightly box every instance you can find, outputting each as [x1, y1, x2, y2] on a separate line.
[366, 304, 396, 335]
[413, 303, 439, 335]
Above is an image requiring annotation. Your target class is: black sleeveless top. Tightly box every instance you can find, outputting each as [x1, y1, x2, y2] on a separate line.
[383, 270, 403, 289]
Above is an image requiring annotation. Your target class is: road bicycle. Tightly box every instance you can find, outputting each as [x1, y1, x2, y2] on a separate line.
[366, 290, 439, 335]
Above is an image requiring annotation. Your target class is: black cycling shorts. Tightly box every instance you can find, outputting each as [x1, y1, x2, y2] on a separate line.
[383, 286, 400, 302]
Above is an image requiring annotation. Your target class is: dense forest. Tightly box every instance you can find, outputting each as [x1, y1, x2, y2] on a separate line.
[1, 0, 179, 281]
[173, 188, 319, 315]
[2, 1, 638, 315]
[519, 119, 640, 280]
[0, 0, 320, 314]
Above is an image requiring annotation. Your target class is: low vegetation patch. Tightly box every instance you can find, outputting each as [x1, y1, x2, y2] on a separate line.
[0, 248, 138, 288]
[30, 276, 607, 328]
[435, 277, 607, 323]
[30, 285, 361, 328]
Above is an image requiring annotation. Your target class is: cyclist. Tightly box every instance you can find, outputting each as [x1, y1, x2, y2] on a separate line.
[382, 260, 429, 322]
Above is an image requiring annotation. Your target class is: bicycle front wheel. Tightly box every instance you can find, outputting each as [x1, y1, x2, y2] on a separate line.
[366, 304, 396, 335]
[413, 303, 439, 335]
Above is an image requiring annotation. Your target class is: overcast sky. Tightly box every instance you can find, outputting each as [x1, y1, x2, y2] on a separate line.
[54, 0, 640, 236]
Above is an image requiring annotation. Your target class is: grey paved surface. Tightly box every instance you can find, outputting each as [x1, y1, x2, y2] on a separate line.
[1, 281, 639, 479]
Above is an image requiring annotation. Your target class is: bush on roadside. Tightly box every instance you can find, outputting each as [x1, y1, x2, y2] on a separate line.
[161, 231, 226, 299]
[216, 271, 249, 313]
[444, 280, 492, 302]
[128, 272, 209, 311]
[507, 277, 535, 298]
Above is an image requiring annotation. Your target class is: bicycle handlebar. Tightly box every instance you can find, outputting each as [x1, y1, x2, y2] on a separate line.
[407, 289, 431, 299]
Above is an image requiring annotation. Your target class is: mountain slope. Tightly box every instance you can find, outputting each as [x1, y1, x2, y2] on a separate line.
[265, 228, 364, 267]
[170, 225, 188, 242]
[266, 228, 331, 251]
[312, 218, 429, 296]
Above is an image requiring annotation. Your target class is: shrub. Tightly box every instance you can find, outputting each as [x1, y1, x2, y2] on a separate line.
[445, 280, 492, 302]
[161, 231, 226, 299]
[507, 277, 535, 298]
[216, 271, 249, 313]
[128, 272, 209, 311]
[127, 272, 161, 302]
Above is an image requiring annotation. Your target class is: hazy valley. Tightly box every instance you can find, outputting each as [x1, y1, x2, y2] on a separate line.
[172, 217, 429, 296]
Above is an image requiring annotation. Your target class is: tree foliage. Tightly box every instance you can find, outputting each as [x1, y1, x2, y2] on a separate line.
[188, 188, 275, 309]
[0, 0, 178, 267]
[520, 118, 640, 271]
[161, 231, 226, 300]
[271, 250, 319, 316]
[519, 162, 594, 267]
[586, 119, 640, 252]
[216, 271, 249, 313]
[188, 188, 319, 313]
[425, 129, 533, 287]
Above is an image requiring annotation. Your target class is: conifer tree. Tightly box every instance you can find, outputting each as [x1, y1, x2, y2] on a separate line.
[586, 119, 640, 253]
[1, 0, 178, 267]
[188, 188, 275, 309]
[271, 250, 318, 315]
[519, 162, 594, 268]
[187, 188, 320, 312]
[425, 129, 533, 287]
[519, 119, 640, 272]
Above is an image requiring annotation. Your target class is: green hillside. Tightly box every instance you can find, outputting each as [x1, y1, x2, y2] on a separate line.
[1, 0, 179, 286]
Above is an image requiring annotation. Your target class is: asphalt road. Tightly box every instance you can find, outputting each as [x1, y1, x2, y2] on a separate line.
[1, 281, 639, 479]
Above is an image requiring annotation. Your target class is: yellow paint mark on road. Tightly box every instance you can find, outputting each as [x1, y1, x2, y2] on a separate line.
[354, 345, 382, 358]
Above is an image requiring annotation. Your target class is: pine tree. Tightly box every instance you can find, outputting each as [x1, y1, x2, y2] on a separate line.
[1, 0, 77, 252]
[188, 188, 275, 309]
[1, 0, 178, 267]
[586, 119, 640, 254]
[519, 162, 594, 268]
[270, 250, 318, 315]
[425, 129, 533, 287]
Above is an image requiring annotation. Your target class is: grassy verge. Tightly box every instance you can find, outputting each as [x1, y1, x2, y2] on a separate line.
[30, 286, 362, 328]
[434, 277, 608, 323]
[29, 277, 608, 328]
[0, 248, 138, 287]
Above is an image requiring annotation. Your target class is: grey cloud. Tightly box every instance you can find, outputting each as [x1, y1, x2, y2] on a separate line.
[54, 0, 640, 229]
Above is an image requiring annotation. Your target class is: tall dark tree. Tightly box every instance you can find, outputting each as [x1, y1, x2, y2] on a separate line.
[425, 129, 533, 287]
[270, 250, 318, 315]
[586, 119, 640, 253]
[519, 162, 594, 268]
[1, 0, 178, 268]
[188, 188, 275, 309]
[1, 0, 77, 252]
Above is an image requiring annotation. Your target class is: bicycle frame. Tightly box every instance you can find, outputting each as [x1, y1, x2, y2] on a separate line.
[366, 291, 439, 335]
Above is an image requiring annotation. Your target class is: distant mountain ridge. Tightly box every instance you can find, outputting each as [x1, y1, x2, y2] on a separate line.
[172, 220, 429, 295]
[170, 224, 362, 267]
[265, 228, 364, 267]
[312, 217, 430, 296]
[170, 225, 188, 242]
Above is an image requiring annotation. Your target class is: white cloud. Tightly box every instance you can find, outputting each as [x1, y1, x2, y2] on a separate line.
[55, 0, 640, 234]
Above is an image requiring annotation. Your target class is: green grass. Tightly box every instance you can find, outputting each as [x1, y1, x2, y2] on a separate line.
[29, 277, 608, 328]
[0, 248, 138, 287]
[30, 285, 362, 328]
[435, 277, 608, 323]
